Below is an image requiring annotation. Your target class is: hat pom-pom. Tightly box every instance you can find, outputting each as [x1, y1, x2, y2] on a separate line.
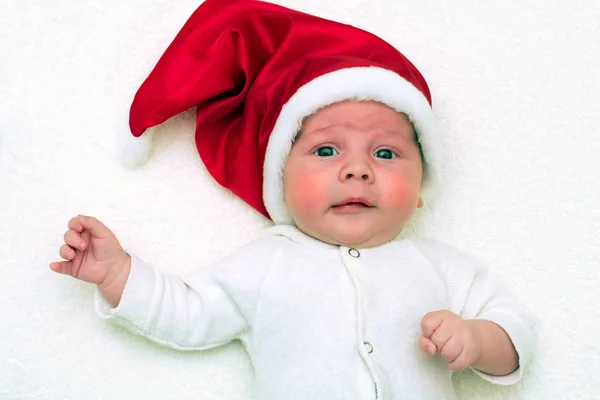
[118, 127, 155, 168]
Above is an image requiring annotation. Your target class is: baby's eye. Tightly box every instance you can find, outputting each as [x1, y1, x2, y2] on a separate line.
[314, 146, 338, 157]
[374, 149, 397, 159]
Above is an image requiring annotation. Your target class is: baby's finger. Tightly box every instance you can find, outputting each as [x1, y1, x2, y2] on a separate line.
[50, 260, 73, 275]
[418, 336, 438, 355]
[440, 336, 463, 364]
[67, 216, 85, 232]
[59, 244, 76, 260]
[421, 311, 445, 337]
[430, 326, 452, 354]
[71, 215, 111, 239]
[64, 229, 86, 251]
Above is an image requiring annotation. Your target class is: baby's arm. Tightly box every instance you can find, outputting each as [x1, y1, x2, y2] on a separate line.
[415, 239, 535, 384]
[52, 215, 261, 350]
[94, 254, 253, 350]
[419, 310, 518, 376]
[466, 319, 518, 376]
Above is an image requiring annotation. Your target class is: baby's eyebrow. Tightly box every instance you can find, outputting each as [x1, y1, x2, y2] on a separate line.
[295, 124, 417, 145]
[293, 127, 331, 142]
[369, 128, 416, 142]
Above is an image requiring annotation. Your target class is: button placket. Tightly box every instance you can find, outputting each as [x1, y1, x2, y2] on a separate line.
[340, 246, 379, 399]
[346, 247, 373, 357]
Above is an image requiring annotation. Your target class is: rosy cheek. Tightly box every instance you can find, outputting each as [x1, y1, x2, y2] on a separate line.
[381, 174, 419, 204]
[285, 169, 326, 216]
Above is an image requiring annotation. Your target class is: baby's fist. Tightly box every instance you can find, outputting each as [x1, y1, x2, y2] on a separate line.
[50, 215, 128, 286]
[419, 310, 482, 371]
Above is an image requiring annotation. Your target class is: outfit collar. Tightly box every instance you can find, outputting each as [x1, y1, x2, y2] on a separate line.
[264, 224, 405, 252]
[265, 224, 340, 251]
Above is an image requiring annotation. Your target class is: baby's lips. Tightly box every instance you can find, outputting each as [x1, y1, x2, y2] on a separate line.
[333, 197, 374, 207]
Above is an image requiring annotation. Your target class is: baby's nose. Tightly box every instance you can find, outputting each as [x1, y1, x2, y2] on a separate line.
[341, 162, 374, 183]
[345, 172, 370, 180]
[339, 153, 375, 183]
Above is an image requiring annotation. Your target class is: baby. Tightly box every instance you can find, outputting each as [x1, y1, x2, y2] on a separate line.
[51, 0, 533, 399]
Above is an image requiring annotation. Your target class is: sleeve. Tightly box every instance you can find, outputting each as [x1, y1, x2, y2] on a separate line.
[414, 239, 536, 385]
[94, 240, 273, 351]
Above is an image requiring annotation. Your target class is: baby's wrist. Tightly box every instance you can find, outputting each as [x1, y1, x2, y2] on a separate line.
[464, 319, 485, 365]
[98, 253, 131, 307]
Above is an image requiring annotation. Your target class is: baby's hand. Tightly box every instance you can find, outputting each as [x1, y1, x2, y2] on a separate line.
[418, 310, 482, 371]
[50, 215, 129, 287]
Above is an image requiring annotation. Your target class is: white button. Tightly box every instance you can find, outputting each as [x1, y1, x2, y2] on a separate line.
[348, 248, 360, 258]
[364, 341, 374, 353]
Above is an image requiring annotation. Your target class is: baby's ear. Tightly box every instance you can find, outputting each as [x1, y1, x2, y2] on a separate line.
[417, 197, 424, 208]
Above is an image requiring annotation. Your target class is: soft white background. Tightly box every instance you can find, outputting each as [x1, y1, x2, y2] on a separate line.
[1, 0, 599, 398]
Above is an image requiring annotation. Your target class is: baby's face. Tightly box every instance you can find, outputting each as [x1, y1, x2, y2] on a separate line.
[282, 100, 423, 248]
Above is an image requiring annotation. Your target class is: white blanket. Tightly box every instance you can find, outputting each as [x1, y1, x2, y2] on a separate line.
[1, 0, 599, 398]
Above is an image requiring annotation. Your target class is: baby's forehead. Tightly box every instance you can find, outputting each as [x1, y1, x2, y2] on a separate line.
[297, 100, 415, 141]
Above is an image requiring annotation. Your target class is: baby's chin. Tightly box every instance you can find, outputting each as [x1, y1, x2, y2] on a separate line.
[317, 227, 400, 249]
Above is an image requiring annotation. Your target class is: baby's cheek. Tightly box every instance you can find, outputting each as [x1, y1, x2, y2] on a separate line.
[284, 175, 323, 217]
[385, 181, 415, 201]
[291, 179, 320, 208]
[383, 180, 421, 213]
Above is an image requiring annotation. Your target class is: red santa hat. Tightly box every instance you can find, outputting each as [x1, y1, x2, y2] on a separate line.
[124, 0, 442, 225]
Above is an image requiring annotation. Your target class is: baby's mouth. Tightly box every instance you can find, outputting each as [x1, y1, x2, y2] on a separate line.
[332, 198, 375, 209]
[333, 202, 371, 208]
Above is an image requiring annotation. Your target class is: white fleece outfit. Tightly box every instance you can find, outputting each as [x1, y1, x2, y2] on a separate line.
[96, 225, 534, 400]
